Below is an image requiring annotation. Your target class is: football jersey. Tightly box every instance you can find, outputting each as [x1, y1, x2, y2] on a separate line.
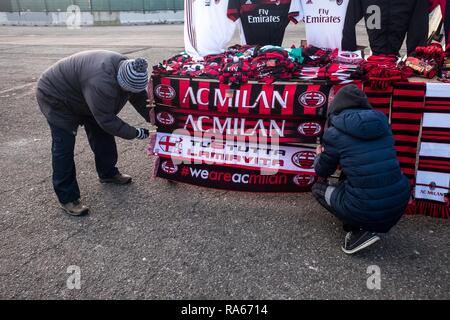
[299, 0, 349, 50]
[227, 0, 301, 46]
[184, 0, 237, 58]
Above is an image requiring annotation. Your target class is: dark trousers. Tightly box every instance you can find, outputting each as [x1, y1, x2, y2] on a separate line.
[312, 179, 360, 233]
[49, 120, 119, 204]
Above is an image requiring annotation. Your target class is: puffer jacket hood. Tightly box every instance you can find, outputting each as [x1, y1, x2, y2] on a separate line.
[328, 84, 372, 116]
[331, 108, 390, 140]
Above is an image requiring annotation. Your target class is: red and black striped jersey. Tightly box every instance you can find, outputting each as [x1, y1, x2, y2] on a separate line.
[227, 0, 300, 46]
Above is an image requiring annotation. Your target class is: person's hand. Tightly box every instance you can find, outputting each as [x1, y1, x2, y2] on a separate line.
[136, 128, 149, 140]
[316, 145, 324, 155]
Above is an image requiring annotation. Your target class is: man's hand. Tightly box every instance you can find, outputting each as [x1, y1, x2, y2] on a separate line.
[316, 145, 324, 155]
[136, 128, 149, 140]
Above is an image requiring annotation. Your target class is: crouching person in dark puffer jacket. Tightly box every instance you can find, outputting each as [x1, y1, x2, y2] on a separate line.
[312, 85, 411, 255]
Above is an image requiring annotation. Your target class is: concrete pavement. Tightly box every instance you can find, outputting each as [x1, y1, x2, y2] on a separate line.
[0, 25, 449, 300]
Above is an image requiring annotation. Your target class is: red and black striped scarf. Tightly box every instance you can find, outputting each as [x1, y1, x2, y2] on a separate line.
[409, 84, 450, 219]
[363, 85, 393, 118]
[391, 82, 426, 183]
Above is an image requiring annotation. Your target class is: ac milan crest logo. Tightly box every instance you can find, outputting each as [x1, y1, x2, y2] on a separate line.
[293, 175, 315, 187]
[158, 135, 183, 153]
[336, 0, 344, 5]
[291, 151, 316, 169]
[161, 160, 178, 175]
[298, 122, 322, 137]
[299, 91, 327, 108]
[155, 84, 176, 100]
[156, 112, 175, 126]
[339, 52, 359, 58]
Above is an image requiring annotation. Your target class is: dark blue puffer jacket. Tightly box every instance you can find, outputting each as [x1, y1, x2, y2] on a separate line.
[315, 92, 411, 233]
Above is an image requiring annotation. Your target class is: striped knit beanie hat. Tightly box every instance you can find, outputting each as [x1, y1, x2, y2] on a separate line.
[117, 58, 149, 93]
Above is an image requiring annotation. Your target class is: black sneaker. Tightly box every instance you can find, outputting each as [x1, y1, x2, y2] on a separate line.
[342, 230, 380, 255]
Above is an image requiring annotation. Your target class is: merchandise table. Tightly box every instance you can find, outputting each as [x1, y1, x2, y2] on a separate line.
[148, 75, 450, 219]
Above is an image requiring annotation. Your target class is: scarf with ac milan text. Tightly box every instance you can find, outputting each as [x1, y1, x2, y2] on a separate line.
[154, 158, 316, 193]
[412, 83, 450, 219]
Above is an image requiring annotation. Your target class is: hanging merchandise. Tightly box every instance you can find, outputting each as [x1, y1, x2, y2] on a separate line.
[152, 76, 332, 117]
[363, 85, 393, 118]
[227, 0, 301, 46]
[342, 0, 429, 56]
[184, 0, 237, 58]
[154, 159, 317, 192]
[153, 106, 326, 144]
[390, 82, 426, 183]
[298, 0, 350, 50]
[150, 132, 317, 175]
[410, 83, 450, 219]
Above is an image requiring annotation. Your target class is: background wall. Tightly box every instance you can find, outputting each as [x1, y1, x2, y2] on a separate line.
[0, 0, 184, 26]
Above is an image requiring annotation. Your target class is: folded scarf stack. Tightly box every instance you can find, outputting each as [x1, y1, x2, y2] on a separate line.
[153, 44, 365, 85]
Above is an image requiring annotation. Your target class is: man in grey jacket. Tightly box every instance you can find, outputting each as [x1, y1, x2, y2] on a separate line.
[36, 50, 151, 216]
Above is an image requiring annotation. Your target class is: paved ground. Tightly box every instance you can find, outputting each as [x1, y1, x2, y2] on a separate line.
[0, 24, 449, 300]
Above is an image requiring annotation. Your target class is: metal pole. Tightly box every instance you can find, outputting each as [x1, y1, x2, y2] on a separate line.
[142, 0, 145, 14]
[43, 0, 48, 14]
[16, 0, 22, 14]
[108, 0, 111, 13]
